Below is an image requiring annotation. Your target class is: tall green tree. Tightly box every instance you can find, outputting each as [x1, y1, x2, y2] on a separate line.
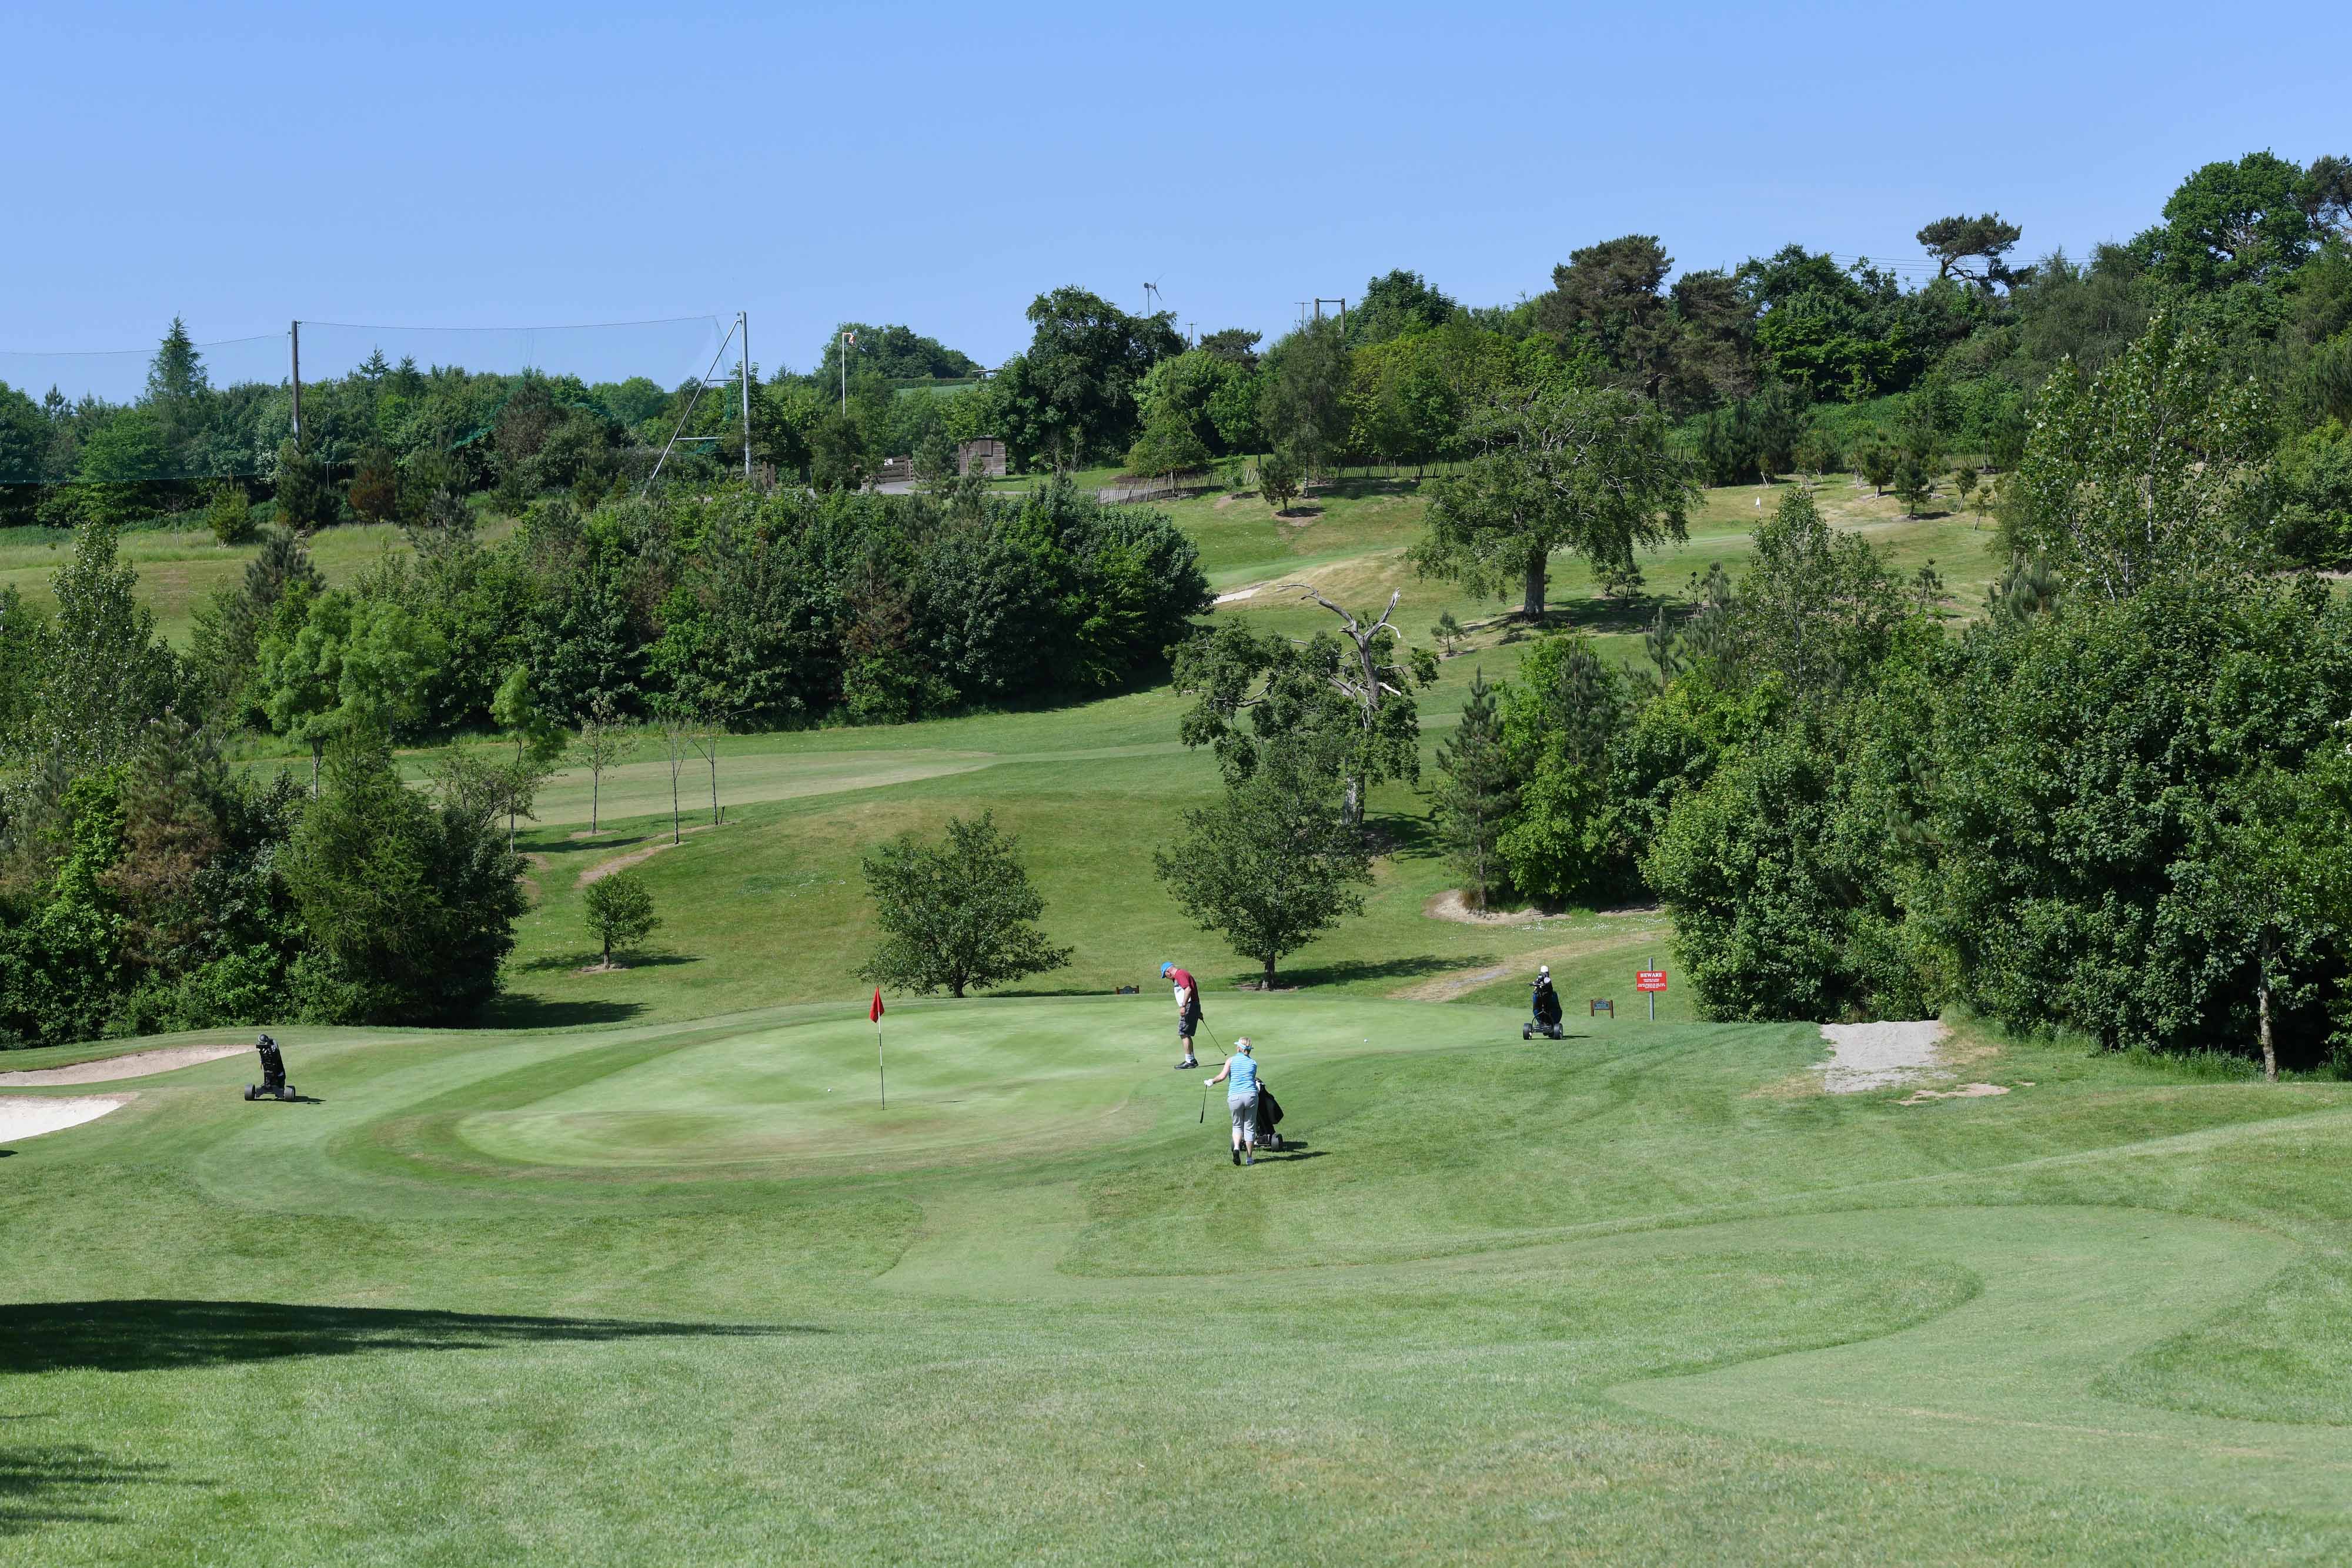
[857, 811, 1071, 998]
[1154, 733, 1374, 988]
[1172, 591, 1438, 825]
[2008, 312, 2271, 601]
[1430, 667, 1518, 911]
[25, 523, 181, 774]
[1258, 318, 1352, 476]
[280, 729, 526, 1024]
[1411, 386, 1695, 619]
[1494, 636, 1633, 904]
[2134, 151, 2323, 290]
[1916, 213, 2027, 289]
[271, 439, 337, 533]
[581, 871, 661, 968]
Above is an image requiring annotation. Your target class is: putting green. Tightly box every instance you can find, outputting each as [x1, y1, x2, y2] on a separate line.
[9, 995, 2352, 1562]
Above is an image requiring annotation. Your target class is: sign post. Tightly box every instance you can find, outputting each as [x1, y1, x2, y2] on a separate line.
[1636, 966, 1668, 1020]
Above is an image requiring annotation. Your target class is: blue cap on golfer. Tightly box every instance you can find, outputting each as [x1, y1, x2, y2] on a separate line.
[1160, 961, 1174, 977]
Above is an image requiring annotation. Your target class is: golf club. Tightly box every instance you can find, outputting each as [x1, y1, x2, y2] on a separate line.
[1198, 1078, 1209, 1123]
[1200, 1019, 1228, 1064]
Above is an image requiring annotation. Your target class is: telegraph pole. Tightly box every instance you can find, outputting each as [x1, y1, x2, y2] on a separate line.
[289, 320, 302, 446]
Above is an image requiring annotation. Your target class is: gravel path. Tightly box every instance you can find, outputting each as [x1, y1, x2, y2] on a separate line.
[0, 1094, 132, 1144]
[0, 1044, 244, 1086]
[1815, 1020, 1947, 1093]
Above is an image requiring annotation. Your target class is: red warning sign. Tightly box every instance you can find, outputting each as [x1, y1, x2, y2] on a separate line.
[1636, 971, 1668, 992]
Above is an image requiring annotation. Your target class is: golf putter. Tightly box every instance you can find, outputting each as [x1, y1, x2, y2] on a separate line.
[1198, 1080, 1209, 1123]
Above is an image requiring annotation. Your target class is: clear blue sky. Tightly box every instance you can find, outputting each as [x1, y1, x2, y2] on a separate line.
[5, 1, 2347, 389]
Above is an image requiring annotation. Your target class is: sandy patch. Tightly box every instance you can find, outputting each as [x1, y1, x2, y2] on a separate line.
[1898, 1082, 2012, 1105]
[1396, 965, 1514, 1002]
[0, 1045, 242, 1086]
[1422, 890, 1548, 926]
[1387, 922, 1672, 1003]
[1212, 585, 1262, 605]
[0, 1094, 133, 1144]
[1816, 1020, 1949, 1094]
[575, 824, 721, 890]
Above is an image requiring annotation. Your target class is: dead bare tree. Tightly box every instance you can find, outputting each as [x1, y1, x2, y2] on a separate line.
[655, 702, 693, 845]
[1277, 586, 1441, 825]
[686, 703, 724, 825]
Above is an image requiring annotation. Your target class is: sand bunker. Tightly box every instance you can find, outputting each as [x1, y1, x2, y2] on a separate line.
[0, 1044, 244, 1086]
[1816, 1021, 1949, 1094]
[0, 1094, 132, 1144]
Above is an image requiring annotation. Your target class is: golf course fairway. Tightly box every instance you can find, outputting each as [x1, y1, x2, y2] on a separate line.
[5, 995, 2351, 1563]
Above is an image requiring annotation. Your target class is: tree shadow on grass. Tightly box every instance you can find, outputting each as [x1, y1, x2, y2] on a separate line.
[472, 997, 649, 1031]
[1279, 954, 1495, 988]
[512, 952, 703, 976]
[0, 1300, 816, 1378]
[1, 1442, 182, 1537]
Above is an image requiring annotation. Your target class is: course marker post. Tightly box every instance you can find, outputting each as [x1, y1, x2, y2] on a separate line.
[870, 986, 886, 1107]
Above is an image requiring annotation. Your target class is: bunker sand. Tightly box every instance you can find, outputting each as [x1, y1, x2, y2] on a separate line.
[0, 1044, 244, 1085]
[0, 1094, 133, 1143]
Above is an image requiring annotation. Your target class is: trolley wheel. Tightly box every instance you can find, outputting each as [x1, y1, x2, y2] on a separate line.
[244, 1085, 256, 1101]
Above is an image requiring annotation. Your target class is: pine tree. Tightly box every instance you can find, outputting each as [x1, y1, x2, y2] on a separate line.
[272, 440, 335, 533]
[245, 525, 325, 609]
[145, 317, 209, 404]
[31, 523, 180, 772]
[1431, 667, 1518, 911]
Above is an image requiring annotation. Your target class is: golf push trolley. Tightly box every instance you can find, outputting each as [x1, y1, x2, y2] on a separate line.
[243, 1034, 298, 1101]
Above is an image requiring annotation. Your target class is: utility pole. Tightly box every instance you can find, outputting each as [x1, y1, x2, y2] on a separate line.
[738, 310, 751, 482]
[289, 320, 302, 446]
[840, 329, 854, 414]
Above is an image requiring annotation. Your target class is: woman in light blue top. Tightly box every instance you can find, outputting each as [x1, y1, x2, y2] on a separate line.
[1204, 1037, 1262, 1166]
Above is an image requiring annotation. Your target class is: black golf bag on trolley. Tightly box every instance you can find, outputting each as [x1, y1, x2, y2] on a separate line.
[1252, 1086, 1285, 1151]
[1525, 978, 1565, 1040]
[244, 1034, 296, 1101]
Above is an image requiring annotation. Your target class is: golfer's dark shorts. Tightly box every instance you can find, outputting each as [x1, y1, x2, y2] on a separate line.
[1180, 1008, 1202, 1039]
[1230, 1093, 1258, 1138]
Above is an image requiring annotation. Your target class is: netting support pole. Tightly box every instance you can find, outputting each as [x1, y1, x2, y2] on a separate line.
[290, 320, 302, 446]
[739, 311, 751, 483]
[642, 315, 742, 497]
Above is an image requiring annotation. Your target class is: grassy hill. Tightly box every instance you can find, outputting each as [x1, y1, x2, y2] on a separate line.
[183, 473, 1999, 1026]
[4, 1000, 2347, 1561]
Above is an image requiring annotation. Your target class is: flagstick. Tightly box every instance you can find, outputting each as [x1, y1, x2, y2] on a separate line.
[876, 1019, 886, 1108]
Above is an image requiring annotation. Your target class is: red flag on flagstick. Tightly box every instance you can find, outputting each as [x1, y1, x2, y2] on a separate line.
[871, 988, 886, 1106]
[870, 987, 885, 1023]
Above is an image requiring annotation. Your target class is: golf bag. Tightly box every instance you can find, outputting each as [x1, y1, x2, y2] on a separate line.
[1252, 1087, 1285, 1151]
[243, 1034, 296, 1102]
[1524, 979, 1565, 1041]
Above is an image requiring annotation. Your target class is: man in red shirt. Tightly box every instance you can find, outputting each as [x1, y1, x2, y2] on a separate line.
[1160, 961, 1202, 1069]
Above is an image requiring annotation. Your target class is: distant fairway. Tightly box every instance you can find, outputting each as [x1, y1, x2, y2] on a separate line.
[5, 999, 2351, 1562]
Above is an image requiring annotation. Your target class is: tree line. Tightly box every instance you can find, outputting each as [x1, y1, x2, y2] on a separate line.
[12, 151, 2343, 543]
[1425, 306, 2352, 1075]
[0, 475, 1207, 1047]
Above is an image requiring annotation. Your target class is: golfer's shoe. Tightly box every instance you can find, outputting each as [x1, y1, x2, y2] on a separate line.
[1244, 1150, 1253, 1166]
[1231, 1148, 1241, 1165]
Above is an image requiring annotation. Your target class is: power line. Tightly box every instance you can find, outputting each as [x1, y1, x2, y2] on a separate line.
[302, 313, 724, 332]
